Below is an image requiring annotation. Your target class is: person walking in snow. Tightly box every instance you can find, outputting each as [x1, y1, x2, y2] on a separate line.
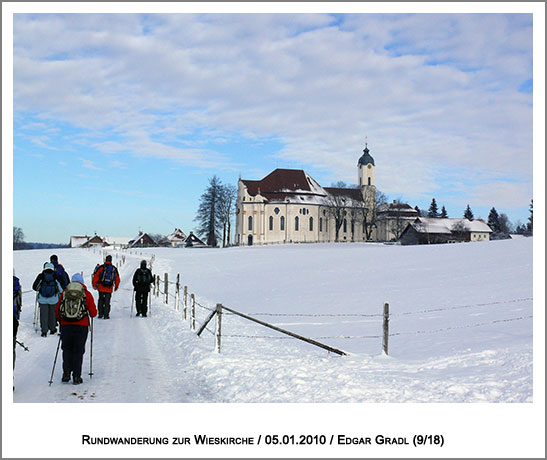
[50, 254, 70, 290]
[92, 255, 120, 319]
[32, 262, 63, 337]
[13, 272, 22, 369]
[132, 260, 154, 317]
[56, 273, 97, 385]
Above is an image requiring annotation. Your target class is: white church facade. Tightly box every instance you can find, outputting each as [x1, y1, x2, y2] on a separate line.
[235, 143, 378, 246]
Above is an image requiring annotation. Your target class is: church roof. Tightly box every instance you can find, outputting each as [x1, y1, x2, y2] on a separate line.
[241, 169, 328, 203]
[241, 168, 366, 205]
[358, 145, 375, 166]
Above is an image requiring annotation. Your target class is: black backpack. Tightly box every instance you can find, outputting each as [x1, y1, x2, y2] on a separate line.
[40, 272, 58, 298]
[100, 264, 116, 287]
[136, 268, 150, 286]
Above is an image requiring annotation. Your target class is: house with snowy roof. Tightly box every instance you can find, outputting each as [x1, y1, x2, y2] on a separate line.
[159, 228, 187, 247]
[128, 232, 157, 248]
[235, 142, 377, 245]
[400, 217, 492, 245]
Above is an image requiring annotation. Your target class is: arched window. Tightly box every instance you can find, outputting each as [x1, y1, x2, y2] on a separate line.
[320, 217, 323, 232]
[343, 219, 347, 233]
[280, 216, 285, 231]
[248, 216, 253, 231]
[295, 216, 299, 231]
[351, 221, 355, 234]
[269, 216, 274, 231]
[309, 217, 313, 231]
[368, 177, 371, 186]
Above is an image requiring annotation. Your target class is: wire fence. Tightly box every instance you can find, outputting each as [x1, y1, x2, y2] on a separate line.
[150, 269, 533, 355]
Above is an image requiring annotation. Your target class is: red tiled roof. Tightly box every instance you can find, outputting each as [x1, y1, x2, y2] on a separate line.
[242, 169, 314, 195]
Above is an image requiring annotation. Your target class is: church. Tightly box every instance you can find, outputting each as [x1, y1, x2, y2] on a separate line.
[235, 143, 378, 246]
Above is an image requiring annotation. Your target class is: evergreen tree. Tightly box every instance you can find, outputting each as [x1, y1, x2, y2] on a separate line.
[427, 198, 439, 218]
[487, 207, 501, 233]
[194, 176, 224, 247]
[527, 199, 533, 233]
[463, 204, 474, 220]
[440, 205, 448, 218]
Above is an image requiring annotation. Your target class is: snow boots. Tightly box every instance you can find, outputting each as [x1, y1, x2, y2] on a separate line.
[62, 371, 71, 382]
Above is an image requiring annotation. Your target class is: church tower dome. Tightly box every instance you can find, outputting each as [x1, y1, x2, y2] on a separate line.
[358, 143, 375, 166]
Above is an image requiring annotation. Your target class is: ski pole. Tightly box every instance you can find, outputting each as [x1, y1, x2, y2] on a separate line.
[48, 335, 62, 386]
[33, 294, 39, 333]
[16, 340, 29, 351]
[89, 318, 94, 379]
[148, 290, 152, 317]
[131, 290, 135, 317]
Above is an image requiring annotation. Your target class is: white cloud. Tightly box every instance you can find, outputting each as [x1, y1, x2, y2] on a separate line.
[13, 12, 533, 211]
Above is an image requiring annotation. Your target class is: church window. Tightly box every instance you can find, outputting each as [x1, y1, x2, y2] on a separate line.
[343, 219, 347, 233]
[274, 207, 280, 215]
[269, 216, 274, 231]
[368, 177, 371, 185]
[280, 216, 285, 231]
[309, 217, 313, 231]
[320, 217, 323, 232]
[248, 216, 253, 231]
[295, 216, 299, 231]
[351, 221, 355, 234]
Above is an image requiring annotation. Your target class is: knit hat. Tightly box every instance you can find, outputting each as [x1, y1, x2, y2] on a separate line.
[50, 254, 58, 263]
[105, 255, 112, 262]
[71, 273, 84, 284]
[43, 262, 55, 271]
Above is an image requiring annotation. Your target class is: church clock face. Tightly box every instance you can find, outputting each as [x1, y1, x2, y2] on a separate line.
[367, 164, 372, 169]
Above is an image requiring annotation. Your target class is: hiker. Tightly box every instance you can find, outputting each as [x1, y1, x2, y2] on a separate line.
[56, 273, 97, 385]
[13, 271, 22, 369]
[92, 255, 120, 319]
[50, 254, 70, 290]
[132, 260, 154, 317]
[32, 262, 63, 337]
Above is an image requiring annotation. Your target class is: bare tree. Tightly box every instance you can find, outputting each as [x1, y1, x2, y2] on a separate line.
[13, 227, 26, 250]
[324, 191, 348, 242]
[451, 220, 470, 240]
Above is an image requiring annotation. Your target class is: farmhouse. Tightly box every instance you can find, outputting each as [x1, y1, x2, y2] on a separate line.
[235, 143, 377, 245]
[128, 232, 157, 248]
[400, 217, 492, 245]
[159, 228, 187, 248]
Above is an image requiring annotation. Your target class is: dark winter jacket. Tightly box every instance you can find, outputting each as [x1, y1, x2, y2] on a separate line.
[52, 262, 70, 289]
[56, 281, 97, 327]
[132, 267, 154, 292]
[92, 262, 120, 293]
[13, 276, 22, 320]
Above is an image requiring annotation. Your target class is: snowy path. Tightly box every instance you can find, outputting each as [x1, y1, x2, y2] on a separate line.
[13, 250, 216, 403]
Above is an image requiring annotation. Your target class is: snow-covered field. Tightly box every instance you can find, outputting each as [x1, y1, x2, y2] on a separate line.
[5, 238, 544, 457]
[12, 238, 534, 403]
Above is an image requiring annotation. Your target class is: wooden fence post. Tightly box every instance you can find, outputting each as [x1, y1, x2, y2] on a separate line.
[184, 286, 188, 320]
[191, 294, 195, 330]
[383, 302, 389, 355]
[215, 304, 223, 353]
[175, 274, 180, 311]
[164, 273, 168, 304]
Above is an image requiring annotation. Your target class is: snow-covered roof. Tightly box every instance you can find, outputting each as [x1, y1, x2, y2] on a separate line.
[241, 168, 364, 206]
[412, 218, 492, 234]
[70, 236, 90, 247]
[167, 228, 187, 241]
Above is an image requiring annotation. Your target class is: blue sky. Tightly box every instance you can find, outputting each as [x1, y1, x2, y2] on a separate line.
[7, 8, 539, 243]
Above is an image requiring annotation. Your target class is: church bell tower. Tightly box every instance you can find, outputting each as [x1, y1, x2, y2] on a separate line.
[357, 141, 377, 216]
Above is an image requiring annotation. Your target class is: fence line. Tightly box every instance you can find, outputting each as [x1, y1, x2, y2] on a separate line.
[153, 268, 533, 357]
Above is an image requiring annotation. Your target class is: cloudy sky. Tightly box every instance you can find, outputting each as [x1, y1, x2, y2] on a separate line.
[7, 6, 538, 243]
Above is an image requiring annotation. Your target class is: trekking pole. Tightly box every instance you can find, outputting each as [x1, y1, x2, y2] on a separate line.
[148, 291, 152, 317]
[16, 340, 30, 352]
[131, 290, 135, 317]
[48, 335, 62, 386]
[33, 294, 39, 333]
[89, 317, 94, 379]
